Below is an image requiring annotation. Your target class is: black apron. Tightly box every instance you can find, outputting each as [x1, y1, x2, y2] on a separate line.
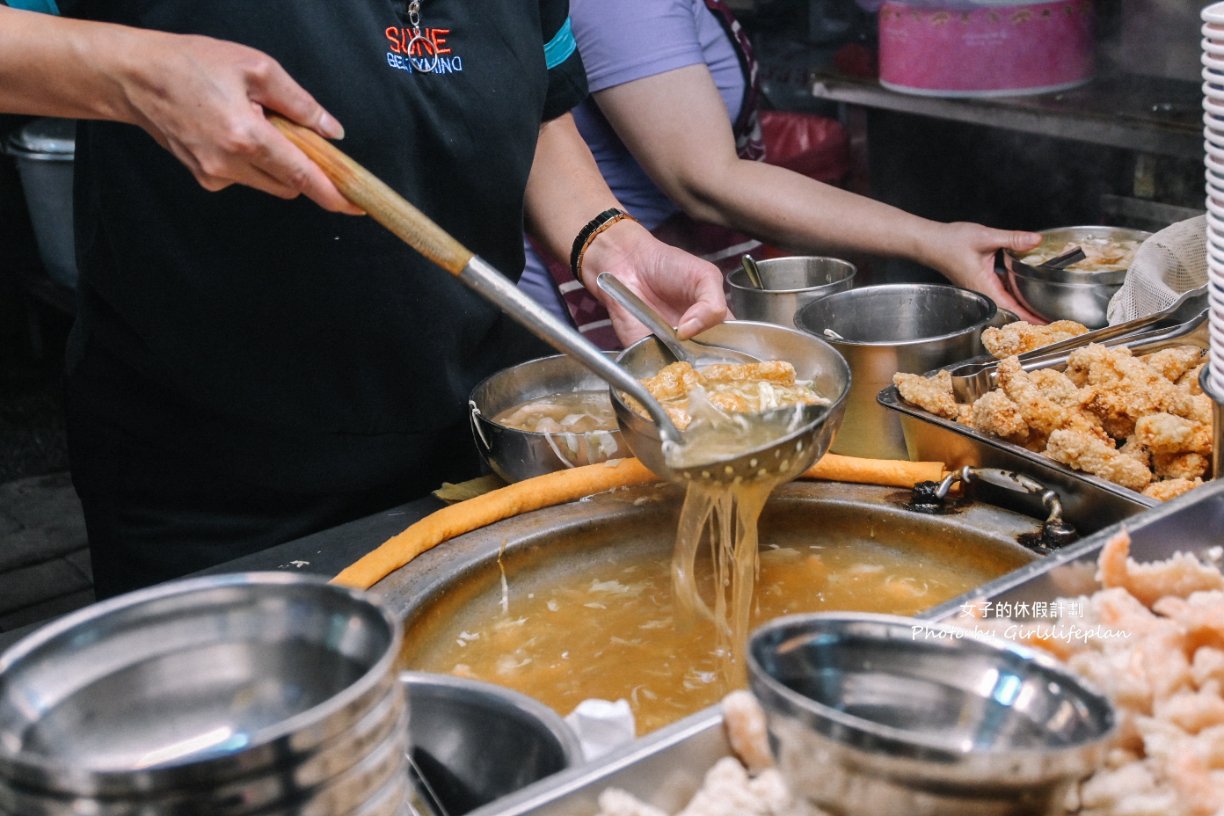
[64, 0, 586, 595]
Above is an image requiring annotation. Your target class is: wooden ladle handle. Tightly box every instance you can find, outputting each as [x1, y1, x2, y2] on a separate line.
[268, 114, 473, 275]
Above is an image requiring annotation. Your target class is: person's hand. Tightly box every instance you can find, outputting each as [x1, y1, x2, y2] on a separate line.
[921, 222, 1044, 323]
[578, 219, 728, 346]
[115, 31, 360, 214]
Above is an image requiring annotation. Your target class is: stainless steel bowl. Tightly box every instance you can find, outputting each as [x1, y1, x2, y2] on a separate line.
[793, 283, 996, 459]
[0, 573, 403, 800]
[469, 352, 625, 482]
[747, 612, 1116, 816]
[0, 677, 409, 815]
[726, 256, 855, 326]
[401, 672, 581, 816]
[1002, 226, 1152, 328]
[610, 320, 851, 484]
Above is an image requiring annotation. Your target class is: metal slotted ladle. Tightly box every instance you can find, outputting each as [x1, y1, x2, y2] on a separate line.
[269, 116, 849, 485]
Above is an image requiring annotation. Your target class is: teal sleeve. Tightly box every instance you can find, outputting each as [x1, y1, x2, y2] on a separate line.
[5, 0, 61, 13]
[541, 11, 587, 120]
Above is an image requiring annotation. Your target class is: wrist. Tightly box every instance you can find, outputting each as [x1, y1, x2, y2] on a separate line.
[570, 208, 637, 286]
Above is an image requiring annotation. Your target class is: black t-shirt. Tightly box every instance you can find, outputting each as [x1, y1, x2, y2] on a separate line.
[61, 0, 587, 493]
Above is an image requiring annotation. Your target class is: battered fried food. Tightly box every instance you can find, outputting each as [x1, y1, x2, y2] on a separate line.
[970, 389, 1029, 444]
[1045, 428, 1154, 491]
[1028, 367, 1080, 408]
[892, 320, 1212, 500]
[892, 370, 959, 420]
[1142, 477, 1203, 502]
[639, 361, 825, 430]
[1143, 346, 1205, 384]
[1152, 452, 1210, 481]
[1096, 528, 1224, 607]
[996, 356, 1108, 442]
[1071, 344, 1195, 439]
[1134, 413, 1213, 456]
[980, 319, 1089, 358]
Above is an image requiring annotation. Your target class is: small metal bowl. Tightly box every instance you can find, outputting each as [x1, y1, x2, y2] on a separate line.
[0, 573, 403, 800]
[469, 352, 625, 483]
[1002, 226, 1151, 328]
[747, 612, 1116, 816]
[726, 256, 856, 327]
[401, 672, 581, 816]
[611, 320, 851, 484]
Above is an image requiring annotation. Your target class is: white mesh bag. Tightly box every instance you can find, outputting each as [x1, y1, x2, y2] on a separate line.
[1107, 215, 1207, 324]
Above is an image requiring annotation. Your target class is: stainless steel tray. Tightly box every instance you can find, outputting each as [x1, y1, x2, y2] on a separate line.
[466, 480, 1224, 816]
[877, 383, 1155, 534]
[925, 467, 1224, 621]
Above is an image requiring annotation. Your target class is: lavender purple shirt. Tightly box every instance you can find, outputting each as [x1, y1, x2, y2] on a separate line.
[519, 0, 747, 320]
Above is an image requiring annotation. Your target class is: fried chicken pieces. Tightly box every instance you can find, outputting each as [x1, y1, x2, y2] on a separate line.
[981, 319, 1090, 358]
[894, 322, 1210, 500]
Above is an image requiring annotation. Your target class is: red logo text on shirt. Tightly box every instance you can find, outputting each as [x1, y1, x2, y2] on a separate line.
[385, 26, 463, 74]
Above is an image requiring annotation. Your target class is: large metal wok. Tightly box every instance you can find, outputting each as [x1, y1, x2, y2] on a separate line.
[373, 481, 1047, 731]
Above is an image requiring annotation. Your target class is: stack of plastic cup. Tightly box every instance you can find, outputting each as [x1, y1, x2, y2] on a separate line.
[1204, 3, 1224, 398]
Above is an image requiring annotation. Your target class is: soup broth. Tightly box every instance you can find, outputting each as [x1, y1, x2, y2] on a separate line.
[493, 390, 616, 434]
[400, 498, 1029, 735]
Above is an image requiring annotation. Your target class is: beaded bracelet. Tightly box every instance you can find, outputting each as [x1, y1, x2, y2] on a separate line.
[570, 207, 637, 286]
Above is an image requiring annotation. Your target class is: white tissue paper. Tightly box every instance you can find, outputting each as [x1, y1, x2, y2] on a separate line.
[565, 699, 637, 762]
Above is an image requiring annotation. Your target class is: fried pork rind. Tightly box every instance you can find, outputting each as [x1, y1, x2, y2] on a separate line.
[722, 690, 773, 774]
[641, 361, 704, 403]
[959, 531, 1224, 816]
[892, 370, 959, 420]
[981, 319, 1089, 358]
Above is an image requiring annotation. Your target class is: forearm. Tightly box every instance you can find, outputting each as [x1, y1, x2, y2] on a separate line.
[523, 114, 624, 264]
[0, 7, 146, 122]
[673, 157, 942, 267]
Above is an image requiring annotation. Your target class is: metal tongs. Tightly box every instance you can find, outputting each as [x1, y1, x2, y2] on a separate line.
[949, 284, 1208, 402]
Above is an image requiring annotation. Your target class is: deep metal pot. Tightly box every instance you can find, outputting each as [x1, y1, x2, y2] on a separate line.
[793, 283, 997, 460]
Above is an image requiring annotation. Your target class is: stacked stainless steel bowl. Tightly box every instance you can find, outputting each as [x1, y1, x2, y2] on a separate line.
[0, 572, 409, 816]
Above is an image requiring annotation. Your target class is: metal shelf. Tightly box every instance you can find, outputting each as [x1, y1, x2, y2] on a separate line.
[810, 71, 1205, 161]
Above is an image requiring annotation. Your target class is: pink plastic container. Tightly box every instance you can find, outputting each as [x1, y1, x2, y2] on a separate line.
[878, 0, 1095, 97]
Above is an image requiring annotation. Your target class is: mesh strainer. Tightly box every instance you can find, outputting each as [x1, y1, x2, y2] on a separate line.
[1107, 215, 1207, 324]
